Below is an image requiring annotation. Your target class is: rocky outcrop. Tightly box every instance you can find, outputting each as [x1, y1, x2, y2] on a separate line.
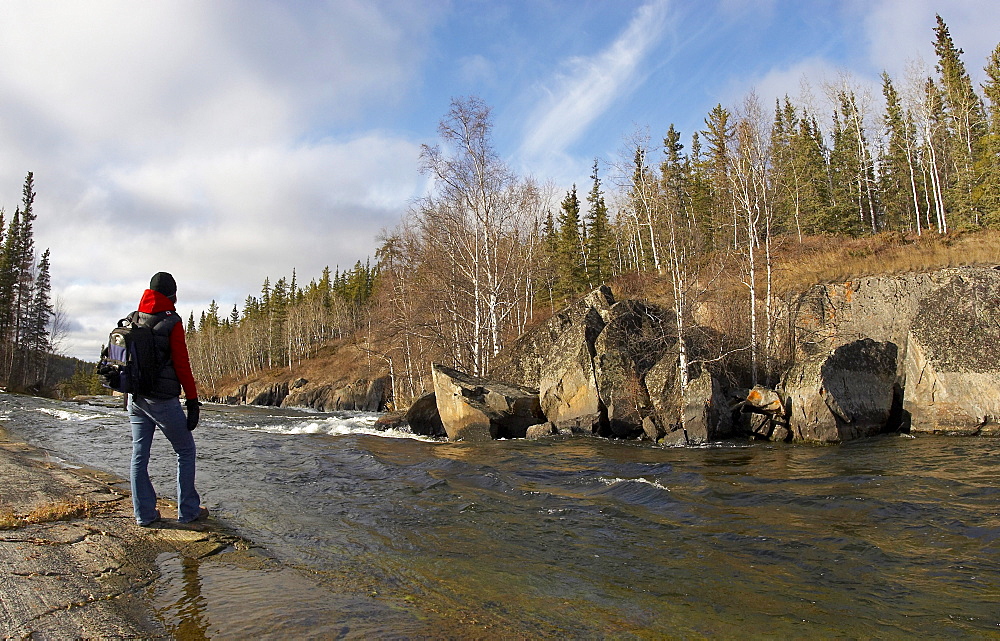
[248, 382, 289, 406]
[490, 286, 615, 389]
[281, 376, 391, 412]
[593, 300, 675, 438]
[776, 266, 1000, 440]
[782, 339, 900, 442]
[902, 272, 1000, 435]
[432, 364, 545, 442]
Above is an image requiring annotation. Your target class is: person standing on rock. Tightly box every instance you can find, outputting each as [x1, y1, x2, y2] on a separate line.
[128, 271, 207, 527]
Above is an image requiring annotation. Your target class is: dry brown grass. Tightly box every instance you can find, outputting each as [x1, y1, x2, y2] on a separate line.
[205, 339, 386, 398]
[770, 230, 1000, 294]
[0, 504, 20, 529]
[616, 229, 1000, 308]
[0, 497, 99, 530]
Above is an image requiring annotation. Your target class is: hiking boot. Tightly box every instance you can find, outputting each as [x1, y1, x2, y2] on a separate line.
[138, 510, 161, 527]
[179, 506, 209, 524]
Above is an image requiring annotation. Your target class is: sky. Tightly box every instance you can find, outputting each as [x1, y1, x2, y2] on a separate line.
[0, 0, 996, 361]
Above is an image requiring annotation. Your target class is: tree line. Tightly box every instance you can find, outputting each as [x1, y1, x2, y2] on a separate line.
[187, 15, 1000, 407]
[185, 261, 377, 391]
[0, 173, 57, 391]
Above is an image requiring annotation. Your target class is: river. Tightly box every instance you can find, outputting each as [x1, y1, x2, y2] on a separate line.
[2, 392, 998, 639]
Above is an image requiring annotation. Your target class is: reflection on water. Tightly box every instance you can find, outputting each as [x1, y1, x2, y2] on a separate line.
[4, 393, 1000, 638]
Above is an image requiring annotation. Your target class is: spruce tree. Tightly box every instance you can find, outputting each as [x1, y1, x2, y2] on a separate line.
[827, 92, 876, 235]
[585, 159, 611, 286]
[555, 185, 584, 297]
[702, 104, 735, 248]
[933, 14, 988, 225]
[979, 42, 1000, 225]
[880, 72, 923, 232]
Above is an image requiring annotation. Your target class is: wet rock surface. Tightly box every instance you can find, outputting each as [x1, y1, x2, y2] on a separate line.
[0, 427, 250, 638]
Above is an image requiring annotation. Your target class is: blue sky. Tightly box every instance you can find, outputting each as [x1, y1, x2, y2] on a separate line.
[0, 0, 996, 360]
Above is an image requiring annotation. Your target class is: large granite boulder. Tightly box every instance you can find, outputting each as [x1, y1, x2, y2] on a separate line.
[490, 286, 615, 388]
[783, 338, 899, 443]
[593, 300, 674, 438]
[902, 271, 1000, 435]
[432, 363, 544, 441]
[678, 369, 734, 445]
[537, 303, 610, 434]
[784, 267, 1000, 438]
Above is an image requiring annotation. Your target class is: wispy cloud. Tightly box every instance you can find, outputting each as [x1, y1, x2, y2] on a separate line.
[519, 0, 671, 160]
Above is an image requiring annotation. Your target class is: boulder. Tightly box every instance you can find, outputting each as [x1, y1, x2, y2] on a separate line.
[525, 422, 558, 439]
[745, 386, 784, 414]
[373, 411, 409, 432]
[644, 346, 682, 432]
[537, 308, 607, 434]
[784, 267, 1000, 437]
[681, 369, 732, 444]
[783, 338, 899, 443]
[405, 392, 446, 438]
[903, 272, 1000, 435]
[593, 300, 674, 438]
[432, 364, 544, 441]
[489, 285, 615, 388]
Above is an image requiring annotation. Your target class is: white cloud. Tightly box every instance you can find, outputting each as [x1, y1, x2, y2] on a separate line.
[865, 0, 998, 87]
[46, 133, 423, 359]
[519, 0, 671, 160]
[0, 1, 435, 360]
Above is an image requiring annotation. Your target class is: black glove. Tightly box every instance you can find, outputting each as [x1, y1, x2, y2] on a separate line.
[185, 399, 202, 431]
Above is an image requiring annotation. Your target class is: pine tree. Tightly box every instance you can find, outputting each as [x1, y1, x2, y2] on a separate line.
[828, 92, 876, 235]
[702, 104, 735, 248]
[979, 42, 1000, 225]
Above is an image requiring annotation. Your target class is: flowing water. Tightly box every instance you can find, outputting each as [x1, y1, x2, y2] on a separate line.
[3, 392, 999, 639]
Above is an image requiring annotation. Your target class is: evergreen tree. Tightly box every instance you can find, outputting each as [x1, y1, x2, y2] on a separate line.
[555, 185, 585, 296]
[979, 42, 1000, 225]
[933, 14, 988, 225]
[585, 159, 611, 286]
[828, 92, 877, 235]
[880, 72, 923, 232]
[0, 209, 19, 342]
[702, 104, 735, 248]
[687, 131, 715, 246]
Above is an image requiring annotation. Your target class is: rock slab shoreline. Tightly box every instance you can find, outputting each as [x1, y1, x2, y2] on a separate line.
[0, 426, 246, 638]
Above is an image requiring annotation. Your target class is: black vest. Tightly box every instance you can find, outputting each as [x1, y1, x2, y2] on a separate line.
[132, 309, 182, 399]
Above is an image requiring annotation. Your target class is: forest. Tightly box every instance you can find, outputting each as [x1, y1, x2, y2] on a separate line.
[178, 16, 1000, 407]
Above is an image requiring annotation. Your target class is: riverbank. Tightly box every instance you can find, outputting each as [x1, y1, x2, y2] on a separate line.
[0, 425, 253, 638]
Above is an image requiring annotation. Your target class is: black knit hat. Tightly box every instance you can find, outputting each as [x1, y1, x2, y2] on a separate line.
[150, 272, 177, 298]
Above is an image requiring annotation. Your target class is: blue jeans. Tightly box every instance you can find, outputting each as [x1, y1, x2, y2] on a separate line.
[128, 395, 201, 524]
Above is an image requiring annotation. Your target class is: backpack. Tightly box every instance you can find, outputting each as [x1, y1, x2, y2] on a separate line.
[97, 312, 163, 396]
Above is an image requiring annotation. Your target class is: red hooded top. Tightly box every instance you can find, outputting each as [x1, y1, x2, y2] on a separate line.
[137, 289, 198, 400]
